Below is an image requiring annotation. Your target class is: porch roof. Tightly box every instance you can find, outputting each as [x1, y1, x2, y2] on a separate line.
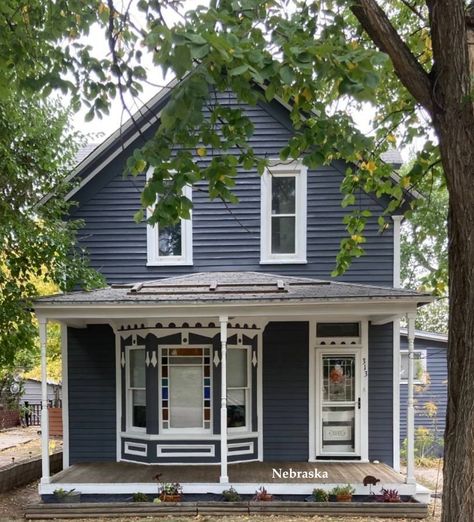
[35, 271, 432, 307]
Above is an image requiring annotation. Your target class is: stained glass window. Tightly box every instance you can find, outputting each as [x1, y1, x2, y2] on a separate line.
[161, 347, 211, 431]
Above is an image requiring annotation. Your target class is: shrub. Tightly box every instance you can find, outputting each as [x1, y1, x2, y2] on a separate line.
[330, 485, 355, 497]
[132, 492, 149, 502]
[222, 486, 241, 502]
[312, 488, 329, 502]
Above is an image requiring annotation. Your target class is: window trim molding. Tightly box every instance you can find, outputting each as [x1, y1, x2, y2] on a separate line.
[146, 170, 193, 266]
[227, 345, 252, 434]
[260, 160, 307, 264]
[400, 349, 427, 385]
[125, 345, 147, 434]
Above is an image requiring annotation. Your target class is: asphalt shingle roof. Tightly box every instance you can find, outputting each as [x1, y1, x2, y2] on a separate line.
[35, 272, 431, 307]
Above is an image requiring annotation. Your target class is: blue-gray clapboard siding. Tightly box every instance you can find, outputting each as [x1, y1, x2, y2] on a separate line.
[263, 322, 309, 460]
[368, 323, 394, 466]
[68, 325, 116, 464]
[399, 336, 447, 454]
[70, 93, 393, 286]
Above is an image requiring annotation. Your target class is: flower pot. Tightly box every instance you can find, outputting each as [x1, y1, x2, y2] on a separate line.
[160, 493, 182, 502]
[260, 494, 273, 501]
[336, 494, 352, 502]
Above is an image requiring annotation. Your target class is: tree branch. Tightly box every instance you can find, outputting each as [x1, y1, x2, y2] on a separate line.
[350, 0, 434, 115]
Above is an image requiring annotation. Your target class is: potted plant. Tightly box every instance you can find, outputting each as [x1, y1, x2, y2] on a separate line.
[312, 488, 329, 502]
[159, 482, 183, 502]
[253, 486, 273, 501]
[53, 488, 81, 503]
[222, 486, 241, 502]
[330, 485, 355, 502]
[380, 488, 401, 503]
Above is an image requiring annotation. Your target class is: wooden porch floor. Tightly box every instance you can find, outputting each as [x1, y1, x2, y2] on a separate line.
[51, 461, 405, 485]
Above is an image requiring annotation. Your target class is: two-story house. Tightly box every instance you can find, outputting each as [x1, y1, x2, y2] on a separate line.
[34, 83, 432, 502]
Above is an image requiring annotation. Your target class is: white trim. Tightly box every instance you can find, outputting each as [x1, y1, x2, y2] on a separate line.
[360, 321, 369, 462]
[157, 444, 215, 458]
[115, 332, 122, 461]
[260, 160, 307, 264]
[219, 316, 229, 484]
[60, 323, 69, 470]
[125, 345, 147, 433]
[228, 441, 254, 456]
[392, 318, 401, 472]
[39, 480, 425, 497]
[119, 431, 258, 441]
[392, 215, 403, 288]
[146, 177, 193, 266]
[400, 349, 427, 385]
[39, 317, 50, 484]
[405, 313, 416, 485]
[257, 330, 263, 462]
[308, 320, 316, 461]
[124, 441, 148, 457]
[400, 328, 448, 343]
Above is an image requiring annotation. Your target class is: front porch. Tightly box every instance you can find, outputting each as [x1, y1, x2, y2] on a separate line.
[41, 460, 430, 499]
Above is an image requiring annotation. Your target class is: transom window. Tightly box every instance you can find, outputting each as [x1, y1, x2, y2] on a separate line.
[126, 346, 146, 431]
[160, 347, 211, 432]
[260, 161, 307, 263]
[146, 172, 192, 266]
[227, 347, 251, 431]
[400, 350, 427, 384]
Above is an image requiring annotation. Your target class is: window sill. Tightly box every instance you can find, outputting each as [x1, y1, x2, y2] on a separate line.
[147, 260, 193, 267]
[259, 259, 307, 265]
[400, 381, 425, 385]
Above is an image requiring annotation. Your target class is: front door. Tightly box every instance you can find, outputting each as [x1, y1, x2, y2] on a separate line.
[316, 351, 361, 459]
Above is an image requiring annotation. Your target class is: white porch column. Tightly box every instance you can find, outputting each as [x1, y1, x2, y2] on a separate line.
[39, 317, 50, 483]
[219, 315, 229, 484]
[406, 313, 416, 484]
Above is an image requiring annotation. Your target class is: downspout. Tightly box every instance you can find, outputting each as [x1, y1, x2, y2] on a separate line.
[406, 313, 416, 484]
[219, 315, 229, 483]
[39, 317, 50, 483]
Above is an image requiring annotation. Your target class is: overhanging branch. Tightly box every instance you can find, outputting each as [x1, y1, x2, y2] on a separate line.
[350, 0, 434, 116]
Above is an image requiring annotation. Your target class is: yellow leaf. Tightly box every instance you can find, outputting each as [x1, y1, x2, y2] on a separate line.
[197, 147, 207, 157]
[98, 2, 108, 15]
[361, 161, 377, 174]
[302, 87, 312, 101]
[347, 62, 356, 70]
[387, 134, 396, 144]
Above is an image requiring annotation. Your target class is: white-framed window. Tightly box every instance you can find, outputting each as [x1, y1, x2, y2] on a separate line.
[260, 160, 307, 264]
[126, 346, 146, 431]
[227, 346, 251, 432]
[159, 346, 212, 434]
[400, 350, 427, 384]
[146, 171, 193, 266]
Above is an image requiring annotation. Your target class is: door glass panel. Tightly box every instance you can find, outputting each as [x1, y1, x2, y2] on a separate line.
[322, 406, 355, 453]
[169, 366, 203, 428]
[323, 356, 355, 402]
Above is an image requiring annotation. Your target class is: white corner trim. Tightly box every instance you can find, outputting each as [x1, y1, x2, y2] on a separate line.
[257, 331, 263, 461]
[146, 177, 193, 266]
[60, 323, 69, 470]
[115, 332, 122, 462]
[392, 215, 403, 288]
[260, 160, 307, 264]
[392, 318, 401, 472]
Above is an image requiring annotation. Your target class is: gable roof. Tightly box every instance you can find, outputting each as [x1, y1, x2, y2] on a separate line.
[400, 328, 448, 343]
[41, 76, 409, 206]
[35, 271, 432, 307]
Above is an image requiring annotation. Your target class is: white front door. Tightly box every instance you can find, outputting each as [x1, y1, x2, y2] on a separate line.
[316, 350, 361, 458]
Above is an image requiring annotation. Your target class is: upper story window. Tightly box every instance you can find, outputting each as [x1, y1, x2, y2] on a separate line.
[260, 161, 307, 264]
[400, 350, 427, 384]
[146, 175, 193, 266]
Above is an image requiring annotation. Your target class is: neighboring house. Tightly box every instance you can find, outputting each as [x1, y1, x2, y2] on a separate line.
[34, 83, 433, 501]
[400, 330, 447, 457]
[21, 378, 62, 406]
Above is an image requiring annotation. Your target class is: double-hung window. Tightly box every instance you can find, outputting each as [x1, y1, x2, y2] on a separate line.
[260, 161, 307, 263]
[400, 350, 427, 384]
[227, 347, 251, 431]
[146, 172, 193, 266]
[127, 346, 146, 431]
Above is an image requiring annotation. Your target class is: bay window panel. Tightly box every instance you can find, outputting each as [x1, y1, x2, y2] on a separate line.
[130, 350, 145, 388]
[169, 366, 203, 428]
[227, 389, 246, 428]
[227, 349, 247, 387]
[271, 216, 296, 253]
[132, 390, 146, 428]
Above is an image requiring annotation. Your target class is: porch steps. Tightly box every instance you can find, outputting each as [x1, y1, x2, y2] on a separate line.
[25, 500, 429, 519]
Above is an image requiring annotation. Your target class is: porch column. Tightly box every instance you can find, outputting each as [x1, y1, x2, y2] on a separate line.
[406, 313, 416, 484]
[39, 317, 50, 483]
[219, 315, 229, 483]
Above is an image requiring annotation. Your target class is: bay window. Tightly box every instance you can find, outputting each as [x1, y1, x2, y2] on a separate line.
[127, 346, 146, 430]
[227, 347, 251, 431]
